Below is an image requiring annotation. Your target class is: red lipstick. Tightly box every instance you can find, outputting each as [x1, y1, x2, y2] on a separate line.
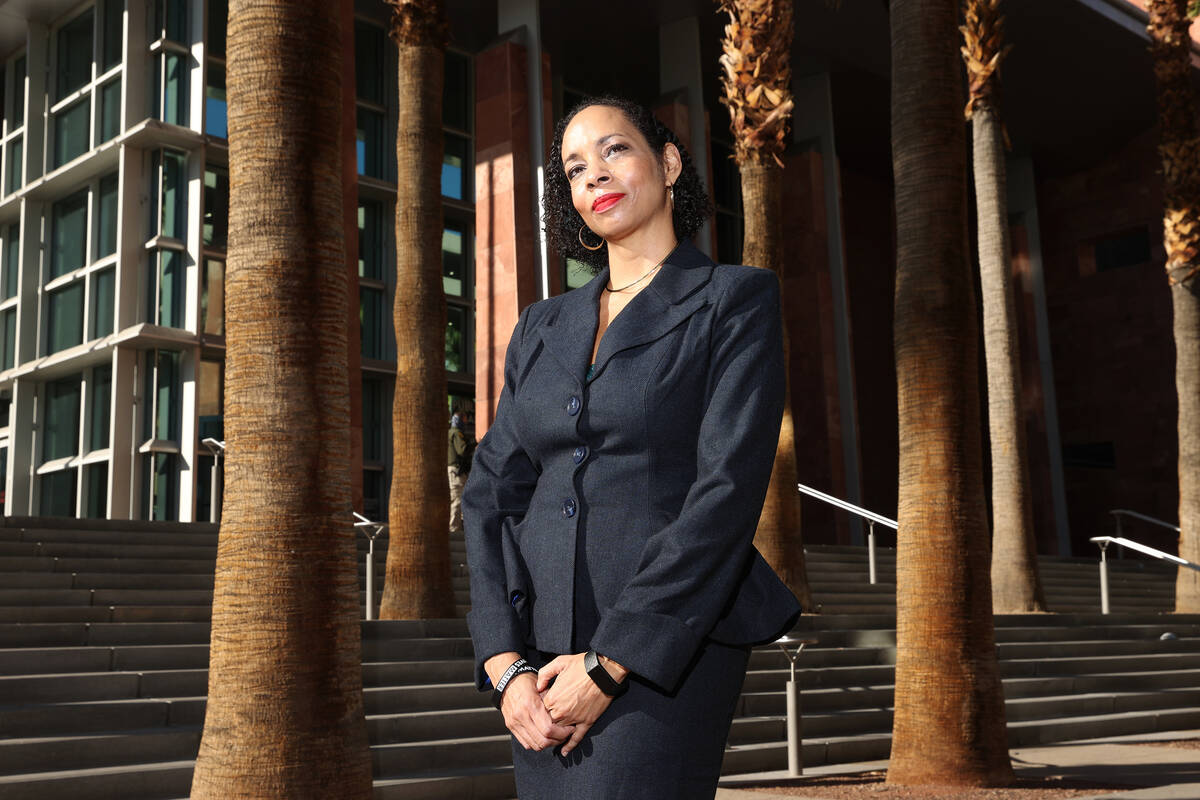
[592, 193, 625, 213]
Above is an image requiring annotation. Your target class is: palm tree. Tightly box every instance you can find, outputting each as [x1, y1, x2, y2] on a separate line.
[716, 0, 814, 611]
[961, 0, 1046, 614]
[378, 0, 456, 619]
[886, 0, 1013, 785]
[1147, 0, 1200, 613]
[190, 1, 373, 797]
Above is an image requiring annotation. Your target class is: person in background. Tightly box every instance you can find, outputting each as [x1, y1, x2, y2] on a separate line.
[448, 403, 473, 536]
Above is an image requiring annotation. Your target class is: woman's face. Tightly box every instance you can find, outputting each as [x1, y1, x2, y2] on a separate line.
[560, 105, 679, 244]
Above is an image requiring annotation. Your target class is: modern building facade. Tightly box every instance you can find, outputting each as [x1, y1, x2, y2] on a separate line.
[0, 0, 1195, 561]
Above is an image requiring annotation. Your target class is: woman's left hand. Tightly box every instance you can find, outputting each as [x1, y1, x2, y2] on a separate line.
[536, 653, 626, 756]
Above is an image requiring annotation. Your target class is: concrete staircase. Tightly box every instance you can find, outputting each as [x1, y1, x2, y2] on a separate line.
[0, 518, 1195, 799]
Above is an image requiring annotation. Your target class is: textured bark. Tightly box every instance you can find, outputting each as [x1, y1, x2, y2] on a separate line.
[974, 108, 1046, 613]
[190, 2, 372, 797]
[1147, 0, 1200, 613]
[961, 0, 1047, 614]
[741, 163, 815, 610]
[378, 0, 455, 619]
[886, 0, 1014, 786]
[718, 0, 814, 612]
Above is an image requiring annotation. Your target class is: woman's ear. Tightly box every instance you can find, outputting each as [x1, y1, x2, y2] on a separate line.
[662, 142, 683, 187]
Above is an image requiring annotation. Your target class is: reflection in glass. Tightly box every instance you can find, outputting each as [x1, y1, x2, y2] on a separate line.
[6, 137, 21, 194]
[442, 224, 464, 296]
[358, 201, 383, 279]
[40, 469, 77, 516]
[98, 173, 118, 258]
[203, 166, 229, 248]
[360, 286, 386, 360]
[3, 224, 18, 299]
[442, 134, 468, 200]
[1, 309, 14, 370]
[446, 305, 466, 373]
[48, 283, 84, 353]
[43, 376, 81, 460]
[54, 99, 90, 168]
[57, 10, 94, 99]
[205, 64, 226, 138]
[89, 365, 111, 450]
[91, 268, 114, 338]
[100, 79, 121, 143]
[85, 462, 108, 518]
[201, 259, 224, 335]
[51, 189, 87, 277]
[357, 107, 384, 178]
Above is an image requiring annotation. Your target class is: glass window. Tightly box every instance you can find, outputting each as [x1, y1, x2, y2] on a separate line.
[146, 349, 180, 441]
[48, 283, 85, 353]
[363, 468, 384, 521]
[358, 200, 383, 280]
[442, 133, 468, 200]
[102, 0, 123, 70]
[44, 376, 81, 461]
[355, 22, 385, 105]
[442, 223, 464, 296]
[51, 189, 88, 278]
[89, 364, 111, 450]
[208, 0, 227, 57]
[54, 98, 91, 168]
[9, 56, 25, 131]
[152, 249, 184, 327]
[444, 52, 470, 131]
[362, 377, 386, 463]
[357, 107, 384, 178]
[360, 286, 386, 360]
[57, 10, 94, 100]
[156, 0, 188, 43]
[5, 137, 21, 193]
[145, 452, 176, 520]
[205, 63, 226, 138]
[99, 79, 121, 142]
[1, 309, 14, 370]
[565, 258, 591, 290]
[157, 150, 187, 239]
[3, 224, 17, 299]
[197, 358, 223, 440]
[97, 173, 118, 258]
[91, 268, 115, 338]
[40, 469, 77, 517]
[84, 462, 108, 518]
[201, 258, 224, 335]
[446, 305, 467, 373]
[203, 166, 228, 248]
[158, 52, 188, 126]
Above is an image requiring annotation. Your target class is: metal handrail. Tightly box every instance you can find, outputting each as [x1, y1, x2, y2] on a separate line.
[1110, 508, 1180, 534]
[1089, 534, 1199, 614]
[354, 512, 387, 621]
[200, 439, 226, 523]
[797, 483, 896, 584]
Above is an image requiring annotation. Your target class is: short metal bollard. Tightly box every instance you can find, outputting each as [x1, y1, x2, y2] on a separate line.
[354, 515, 386, 621]
[775, 635, 818, 776]
[1096, 538, 1110, 615]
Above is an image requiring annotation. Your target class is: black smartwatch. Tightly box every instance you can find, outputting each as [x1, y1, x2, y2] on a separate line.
[584, 650, 628, 698]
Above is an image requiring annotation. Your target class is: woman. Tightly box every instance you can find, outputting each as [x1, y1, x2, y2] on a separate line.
[463, 95, 801, 799]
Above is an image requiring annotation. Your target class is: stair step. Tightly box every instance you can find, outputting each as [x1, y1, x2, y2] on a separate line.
[0, 728, 201, 776]
[0, 759, 195, 800]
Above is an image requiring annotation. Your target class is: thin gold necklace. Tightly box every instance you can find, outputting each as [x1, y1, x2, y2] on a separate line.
[606, 253, 668, 292]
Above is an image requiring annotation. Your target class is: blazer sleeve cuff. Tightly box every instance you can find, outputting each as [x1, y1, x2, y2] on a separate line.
[466, 607, 525, 691]
[589, 608, 700, 692]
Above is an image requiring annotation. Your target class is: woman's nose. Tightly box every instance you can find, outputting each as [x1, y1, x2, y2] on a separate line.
[587, 170, 611, 188]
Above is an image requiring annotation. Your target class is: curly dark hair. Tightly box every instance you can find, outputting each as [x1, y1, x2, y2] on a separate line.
[543, 95, 714, 272]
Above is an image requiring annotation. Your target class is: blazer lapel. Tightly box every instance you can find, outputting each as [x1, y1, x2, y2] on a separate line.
[537, 267, 608, 385]
[592, 239, 714, 376]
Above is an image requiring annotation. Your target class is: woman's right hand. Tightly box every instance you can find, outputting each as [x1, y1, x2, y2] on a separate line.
[486, 652, 573, 751]
[499, 673, 575, 751]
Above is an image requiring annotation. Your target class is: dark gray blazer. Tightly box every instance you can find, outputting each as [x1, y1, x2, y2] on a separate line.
[463, 239, 801, 694]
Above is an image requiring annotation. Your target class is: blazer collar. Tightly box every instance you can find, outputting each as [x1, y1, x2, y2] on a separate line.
[539, 239, 715, 383]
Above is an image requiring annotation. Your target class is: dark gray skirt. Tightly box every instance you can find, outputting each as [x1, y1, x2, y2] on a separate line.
[510, 640, 750, 800]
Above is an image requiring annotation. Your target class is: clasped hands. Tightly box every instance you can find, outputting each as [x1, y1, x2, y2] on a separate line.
[486, 651, 627, 757]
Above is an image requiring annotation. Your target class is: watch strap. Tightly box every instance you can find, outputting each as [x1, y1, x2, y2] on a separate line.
[584, 649, 628, 697]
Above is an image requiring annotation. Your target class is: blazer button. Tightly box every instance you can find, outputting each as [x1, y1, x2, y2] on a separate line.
[566, 395, 581, 416]
[562, 498, 577, 518]
[573, 445, 588, 464]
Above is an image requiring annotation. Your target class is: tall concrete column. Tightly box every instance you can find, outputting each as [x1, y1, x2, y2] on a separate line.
[658, 16, 714, 258]
[792, 72, 864, 544]
[1008, 156, 1071, 556]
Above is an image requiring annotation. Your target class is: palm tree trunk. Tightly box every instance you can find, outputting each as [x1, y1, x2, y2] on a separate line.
[1147, 0, 1200, 613]
[191, 2, 372, 797]
[974, 106, 1045, 613]
[741, 162, 815, 610]
[886, 0, 1013, 785]
[961, 0, 1048, 612]
[378, 0, 455, 619]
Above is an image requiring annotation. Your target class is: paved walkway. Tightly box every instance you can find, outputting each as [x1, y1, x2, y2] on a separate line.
[716, 730, 1200, 800]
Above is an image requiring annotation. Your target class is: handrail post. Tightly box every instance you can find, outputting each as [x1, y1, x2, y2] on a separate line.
[1097, 539, 1110, 615]
[776, 637, 817, 776]
[209, 453, 221, 524]
[867, 520, 877, 585]
[365, 534, 376, 622]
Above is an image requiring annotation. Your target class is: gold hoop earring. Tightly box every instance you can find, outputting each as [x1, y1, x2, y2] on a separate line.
[578, 224, 605, 252]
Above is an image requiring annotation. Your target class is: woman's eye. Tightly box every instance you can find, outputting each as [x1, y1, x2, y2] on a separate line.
[567, 165, 583, 180]
[605, 143, 627, 157]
